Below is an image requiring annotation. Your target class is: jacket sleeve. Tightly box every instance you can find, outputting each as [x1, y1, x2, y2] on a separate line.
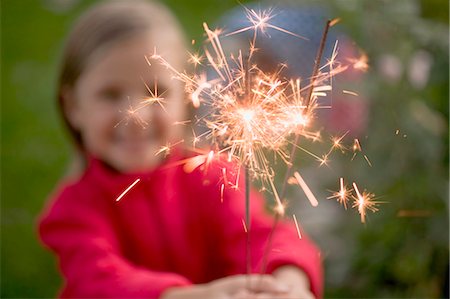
[38, 187, 191, 299]
[202, 164, 323, 298]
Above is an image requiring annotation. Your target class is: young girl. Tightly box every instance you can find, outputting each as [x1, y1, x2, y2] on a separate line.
[38, 1, 322, 298]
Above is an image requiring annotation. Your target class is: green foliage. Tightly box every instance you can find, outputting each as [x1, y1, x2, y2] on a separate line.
[323, 0, 449, 297]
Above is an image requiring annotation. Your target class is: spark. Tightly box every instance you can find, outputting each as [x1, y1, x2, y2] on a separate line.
[116, 179, 140, 202]
[351, 138, 362, 161]
[242, 218, 248, 233]
[364, 155, 372, 167]
[318, 154, 330, 167]
[292, 214, 302, 239]
[155, 139, 184, 157]
[348, 52, 369, 72]
[222, 167, 229, 186]
[343, 90, 358, 96]
[287, 177, 297, 185]
[273, 201, 286, 216]
[190, 127, 206, 148]
[329, 18, 341, 27]
[114, 99, 149, 129]
[206, 150, 215, 167]
[173, 120, 191, 126]
[331, 132, 348, 152]
[293, 171, 319, 207]
[349, 138, 372, 166]
[225, 6, 308, 42]
[327, 177, 351, 209]
[141, 78, 167, 113]
[220, 183, 225, 203]
[188, 51, 204, 67]
[352, 138, 362, 152]
[182, 154, 209, 173]
[352, 182, 378, 223]
[191, 74, 211, 108]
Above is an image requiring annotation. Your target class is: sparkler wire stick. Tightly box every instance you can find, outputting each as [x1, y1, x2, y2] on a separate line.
[305, 19, 332, 109]
[243, 54, 252, 278]
[259, 20, 333, 275]
[245, 166, 252, 276]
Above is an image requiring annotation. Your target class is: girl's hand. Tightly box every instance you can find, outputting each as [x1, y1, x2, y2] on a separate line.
[271, 265, 316, 299]
[160, 274, 290, 299]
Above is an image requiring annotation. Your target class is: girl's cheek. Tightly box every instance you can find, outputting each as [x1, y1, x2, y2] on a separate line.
[87, 104, 121, 134]
[169, 95, 186, 120]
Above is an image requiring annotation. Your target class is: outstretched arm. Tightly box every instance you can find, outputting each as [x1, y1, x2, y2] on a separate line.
[39, 187, 190, 298]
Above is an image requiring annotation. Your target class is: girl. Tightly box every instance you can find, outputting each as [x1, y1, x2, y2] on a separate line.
[38, 1, 322, 298]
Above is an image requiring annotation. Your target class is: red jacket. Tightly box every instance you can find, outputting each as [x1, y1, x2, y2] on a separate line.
[39, 155, 322, 298]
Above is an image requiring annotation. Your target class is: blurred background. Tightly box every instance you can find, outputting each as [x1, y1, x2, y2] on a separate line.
[1, 0, 448, 298]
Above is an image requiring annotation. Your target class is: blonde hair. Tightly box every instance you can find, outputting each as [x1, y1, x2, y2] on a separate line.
[58, 0, 187, 150]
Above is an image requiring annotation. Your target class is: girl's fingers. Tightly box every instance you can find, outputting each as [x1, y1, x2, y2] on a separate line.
[246, 275, 290, 294]
[233, 289, 253, 299]
[255, 292, 278, 299]
[211, 274, 290, 297]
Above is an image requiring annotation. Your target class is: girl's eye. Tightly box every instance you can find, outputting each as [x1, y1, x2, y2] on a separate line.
[145, 84, 169, 98]
[98, 87, 123, 102]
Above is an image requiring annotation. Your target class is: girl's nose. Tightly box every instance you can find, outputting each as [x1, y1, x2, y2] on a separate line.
[134, 97, 153, 120]
[117, 95, 154, 129]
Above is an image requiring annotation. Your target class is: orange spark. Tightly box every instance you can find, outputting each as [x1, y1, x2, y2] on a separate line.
[363, 155, 372, 167]
[331, 132, 348, 152]
[343, 90, 358, 96]
[329, 18, 341, 27]
[294, 171, 319, 207]
[155, 139, 184, 157]
[327, 177, 351, 209]
[242, 218, 248, 233]
[220, 183, 225, 203]
[353, 138, 362, 152]
[292, 214, 302, 239]
[348, 52, 369, 72]
[182, 155, 207, 173]
[222, 167, 229, 186]
[116, 179, 140, 202]
[173, 120, 191, 126]
[226, 6, 308, 42]
[188, 51, 204, 67]
[352, 182, 378, 223]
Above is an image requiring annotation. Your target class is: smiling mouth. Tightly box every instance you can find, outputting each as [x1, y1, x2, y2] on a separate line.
[114, 124, 167, 153]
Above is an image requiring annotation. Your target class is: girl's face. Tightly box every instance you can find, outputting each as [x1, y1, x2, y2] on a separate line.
[66, 34, 185, 172]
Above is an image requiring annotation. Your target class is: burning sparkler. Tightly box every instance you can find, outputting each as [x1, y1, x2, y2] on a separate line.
[116, 4, 378, 279]
[149, 12, 349, 216]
